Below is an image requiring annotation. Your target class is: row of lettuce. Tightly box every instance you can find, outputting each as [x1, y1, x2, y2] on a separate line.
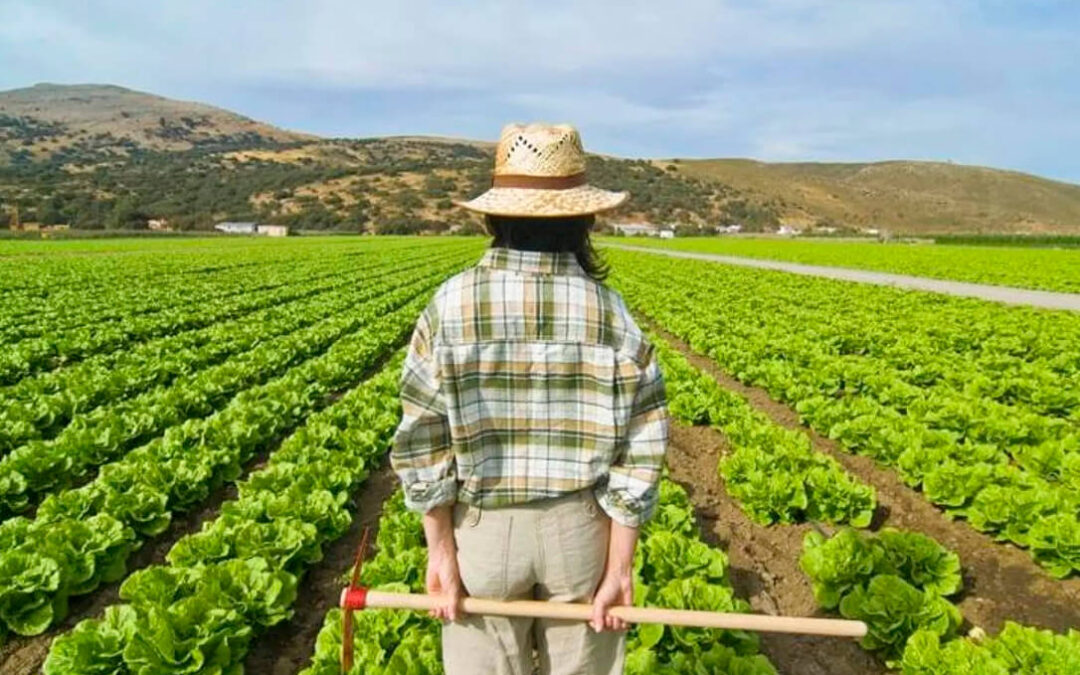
[0, 236, 430, 339]
[42, 349, 409, 672]
[0, 241, 478, 453]
[803, 527, 1080, 673]
[0, 255, 390, 452]
[0, 250, 470, 520]
[0, 252, 476, 640]
[655, 326, 1079, 673]
[607, 248, 1080, 578]
[0, 243, 339, 344]
[0, 253, 367, 386]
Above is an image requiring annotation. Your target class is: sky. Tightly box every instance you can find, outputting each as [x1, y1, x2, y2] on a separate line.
[1, 0, 1078, 183]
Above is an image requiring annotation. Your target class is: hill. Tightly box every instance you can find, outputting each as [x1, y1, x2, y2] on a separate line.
[1, 83, 1077, 234]
[0, 83, 311, 161]
[671, 158, 1080, 234]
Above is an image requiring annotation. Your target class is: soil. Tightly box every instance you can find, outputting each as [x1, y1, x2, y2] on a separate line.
[242, 466, 398, 675]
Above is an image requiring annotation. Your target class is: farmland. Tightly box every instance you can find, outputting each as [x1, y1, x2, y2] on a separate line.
[1, 235, 1078, 674]
[604, 236, 1080, 293]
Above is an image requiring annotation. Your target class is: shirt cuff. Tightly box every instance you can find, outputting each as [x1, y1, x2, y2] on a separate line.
[594, 484, 658, 528]
[402, 476, 458, 513]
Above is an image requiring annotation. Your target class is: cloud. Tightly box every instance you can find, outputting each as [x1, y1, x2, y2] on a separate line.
[0, 0, 1077, 181]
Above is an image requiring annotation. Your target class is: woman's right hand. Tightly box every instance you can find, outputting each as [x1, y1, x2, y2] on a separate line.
[423, 505, 466, 622]
[590, 519, 639, 632]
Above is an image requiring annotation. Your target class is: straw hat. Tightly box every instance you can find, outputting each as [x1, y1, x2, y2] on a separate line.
[455, 123, 629, 217]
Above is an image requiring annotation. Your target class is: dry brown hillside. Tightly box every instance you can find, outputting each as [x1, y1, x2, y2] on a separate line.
[671, 158, 1080, 234]
[2, 83, 1078, 234]
[0, 83, 311, 160]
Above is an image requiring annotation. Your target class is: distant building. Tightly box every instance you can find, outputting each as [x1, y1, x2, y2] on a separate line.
[40, 224, 69, 239]
[658, 229, 675, 239]
[257, 224, 290, 237]
[148, 218, 172, 232]
[214, 221, 258, 234]
[612, 223, 659, 237]
[718, 224, 743, 234]
[777, 225, 802, 236]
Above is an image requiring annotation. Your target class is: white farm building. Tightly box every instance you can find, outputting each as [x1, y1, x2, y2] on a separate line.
[214, 222, 290, 236]
[214, 221, 258, 234]
[611, 223, 675, 238]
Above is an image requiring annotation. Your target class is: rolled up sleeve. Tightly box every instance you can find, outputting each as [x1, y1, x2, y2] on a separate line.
[391, 305, 457, 513]
[596, 348, 669, 527]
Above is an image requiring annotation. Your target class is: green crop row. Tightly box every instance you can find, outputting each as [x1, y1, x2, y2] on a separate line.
[0, 248, 470, 520]
[0, 262, 461, 522]
[0, 238, 477, 384]
[0, 270, 448, 638]
[0, 236, 436, 330]
[646, 317, 1079, 671]
[0, 249, 457, 458]
[42, 352, 405, 674]
[607, 249, 1080, 577]
[653, 332, 876, 527]
[800, 527, 1080, 673]
[0, 259, 362, 386]
[0, 249, 324, 344]
[607, 249, 1080, 423]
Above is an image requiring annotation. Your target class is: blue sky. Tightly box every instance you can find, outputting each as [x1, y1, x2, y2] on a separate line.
[1, 0, 1078, 183]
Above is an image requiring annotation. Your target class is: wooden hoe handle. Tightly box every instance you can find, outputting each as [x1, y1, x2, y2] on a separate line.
[337, 528, 865, 672]
[341, 588, 868, 638]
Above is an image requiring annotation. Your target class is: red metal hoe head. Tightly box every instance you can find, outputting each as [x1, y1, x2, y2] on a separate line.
[339, 527, 372, 674]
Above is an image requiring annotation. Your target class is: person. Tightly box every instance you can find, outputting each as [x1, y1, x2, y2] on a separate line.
[390, 122, 669, 674]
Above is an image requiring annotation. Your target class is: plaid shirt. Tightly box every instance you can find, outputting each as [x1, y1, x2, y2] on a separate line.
[391, 247, 668, 527]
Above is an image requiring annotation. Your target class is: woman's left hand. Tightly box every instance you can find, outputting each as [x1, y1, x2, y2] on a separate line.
[590, 569, 633, 632]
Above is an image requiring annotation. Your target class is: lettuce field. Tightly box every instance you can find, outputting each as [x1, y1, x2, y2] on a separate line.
[0, 236, 1077, 674]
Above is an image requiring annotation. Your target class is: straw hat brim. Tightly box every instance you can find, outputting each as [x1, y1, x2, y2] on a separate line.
[455, 185, 628, 217]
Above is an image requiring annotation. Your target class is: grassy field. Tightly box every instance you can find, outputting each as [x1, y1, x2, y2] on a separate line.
[601, 236, 1080, 293]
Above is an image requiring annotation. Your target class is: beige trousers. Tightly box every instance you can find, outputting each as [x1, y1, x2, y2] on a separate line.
[443, 490, 625, 675]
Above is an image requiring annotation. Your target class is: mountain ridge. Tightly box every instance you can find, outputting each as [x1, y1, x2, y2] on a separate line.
[1, 83, 1078, 234]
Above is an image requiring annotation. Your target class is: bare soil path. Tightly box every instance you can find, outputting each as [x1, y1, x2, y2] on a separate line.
[605, 243, 1080, 311]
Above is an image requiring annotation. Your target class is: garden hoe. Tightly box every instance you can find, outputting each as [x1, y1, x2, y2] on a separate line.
[338, 529, 868, 671]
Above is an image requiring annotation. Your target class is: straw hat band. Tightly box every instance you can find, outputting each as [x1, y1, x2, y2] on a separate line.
[491, 173, 587, 190]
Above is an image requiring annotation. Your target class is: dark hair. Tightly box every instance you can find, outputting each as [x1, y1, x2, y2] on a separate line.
[485, 214, 609, 282]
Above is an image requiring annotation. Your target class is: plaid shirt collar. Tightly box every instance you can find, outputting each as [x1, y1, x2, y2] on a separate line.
[478, 247, 587, 277]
